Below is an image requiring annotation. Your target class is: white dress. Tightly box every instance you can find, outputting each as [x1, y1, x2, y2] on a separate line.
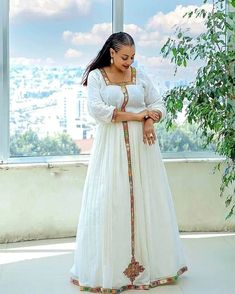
[70, 66, 188, 293]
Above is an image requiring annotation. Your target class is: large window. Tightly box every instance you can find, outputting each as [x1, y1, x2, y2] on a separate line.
[0, 0, 219, 163]
[9, 0, 112, 158]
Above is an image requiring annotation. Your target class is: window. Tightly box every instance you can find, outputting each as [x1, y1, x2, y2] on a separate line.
[8, 0, 112, 158]
[124, 0, 216, 157]
[0, 0, 219, 163]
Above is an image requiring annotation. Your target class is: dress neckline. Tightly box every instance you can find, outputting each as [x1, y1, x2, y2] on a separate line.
[99, 66, 136, 86]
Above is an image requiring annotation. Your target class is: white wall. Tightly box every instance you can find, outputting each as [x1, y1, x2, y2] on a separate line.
[0, 159, 234, 243]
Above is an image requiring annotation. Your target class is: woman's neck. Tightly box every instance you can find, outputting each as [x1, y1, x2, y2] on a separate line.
[107, 65, 131, 76]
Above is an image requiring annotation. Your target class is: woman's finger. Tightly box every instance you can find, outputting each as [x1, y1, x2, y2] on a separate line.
[153, 131, 157, 141]
[149, 113, 160, 121]
[143, 134, 148, 144]
[146, 133, 154, 145]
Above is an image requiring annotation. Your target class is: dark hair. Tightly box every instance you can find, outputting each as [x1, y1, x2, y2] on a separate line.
[81, 31, 135, 86]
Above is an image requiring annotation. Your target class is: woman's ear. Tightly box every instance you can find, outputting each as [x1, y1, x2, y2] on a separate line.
[110, 48, 115, 58]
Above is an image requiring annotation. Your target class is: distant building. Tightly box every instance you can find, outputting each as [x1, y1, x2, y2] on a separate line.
[75, 138, 94, 154]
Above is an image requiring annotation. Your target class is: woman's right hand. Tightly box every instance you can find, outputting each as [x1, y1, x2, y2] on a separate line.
[136, 110, 160, 122]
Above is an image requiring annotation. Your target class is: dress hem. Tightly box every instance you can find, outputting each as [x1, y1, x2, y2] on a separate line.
[70, 265, 188, 293]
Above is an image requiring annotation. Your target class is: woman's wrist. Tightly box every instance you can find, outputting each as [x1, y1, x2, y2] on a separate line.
[144, 109, 162, 123]
[145, 117, 155, 124]
[135, 113, 143, 121]
[112, 111, 142, 122]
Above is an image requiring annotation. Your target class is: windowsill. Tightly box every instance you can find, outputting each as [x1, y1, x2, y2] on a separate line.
[0, 153, 225, 169]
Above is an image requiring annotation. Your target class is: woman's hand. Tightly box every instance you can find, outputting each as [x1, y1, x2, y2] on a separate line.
[143, 119, 156, 145]
[136, 109, 161, 122]
[147, 110, 161, 122]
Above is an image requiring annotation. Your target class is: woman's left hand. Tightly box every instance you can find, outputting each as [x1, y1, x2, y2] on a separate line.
[143, 119, 156, 145]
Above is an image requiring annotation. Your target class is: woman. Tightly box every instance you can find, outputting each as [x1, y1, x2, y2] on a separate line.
[70, 31, 188, 293]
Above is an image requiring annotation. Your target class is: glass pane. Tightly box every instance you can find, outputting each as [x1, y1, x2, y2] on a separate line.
[124, 0, 216, 156]
[9, 0, 111, 157]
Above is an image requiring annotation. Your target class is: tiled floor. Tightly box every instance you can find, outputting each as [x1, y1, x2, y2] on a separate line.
[0, 232, 235, 294]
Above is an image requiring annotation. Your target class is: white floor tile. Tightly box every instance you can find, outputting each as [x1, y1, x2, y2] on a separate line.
[0, 233, 235, 294]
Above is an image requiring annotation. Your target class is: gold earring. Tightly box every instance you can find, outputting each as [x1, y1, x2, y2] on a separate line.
[110, 57, 114, 64]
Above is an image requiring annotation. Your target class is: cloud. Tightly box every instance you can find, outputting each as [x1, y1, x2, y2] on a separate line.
[63, 4, 212, 50]
[122, 24, 145, 39]
[146, 4, 212, 36]
[62, 31, 74, 41]
[10, 0, 91, 19]
[124, 4, 212, 49]
[136, 53, 171, 68]
[61, 4, 210, 79]
[63, 23, 112, 46]
[11, 2, 210, 79]
[136, 52, 203, 82]
[10, 57, 56, 66]
[74, 0, 91, 15]
[63, 23, 144, 47]
[137, 31, 169, 49]
[65, 48, 83, 58]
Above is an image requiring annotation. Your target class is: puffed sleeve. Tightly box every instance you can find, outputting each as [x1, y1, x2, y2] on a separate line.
[140, 68, 167, 121]
[87, 69, 116, 123]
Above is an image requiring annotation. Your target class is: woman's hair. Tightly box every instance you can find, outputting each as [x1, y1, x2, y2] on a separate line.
[81, 31, 135, 86]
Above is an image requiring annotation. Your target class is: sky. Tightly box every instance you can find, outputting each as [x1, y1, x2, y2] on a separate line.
[9, 0, 211, 81]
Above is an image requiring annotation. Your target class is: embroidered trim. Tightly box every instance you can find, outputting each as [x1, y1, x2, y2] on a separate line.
[123, 256, 145, 284]
[99, 67, 136, 86]
[70, 266, 188, 294]
[120, 84, 144, 283]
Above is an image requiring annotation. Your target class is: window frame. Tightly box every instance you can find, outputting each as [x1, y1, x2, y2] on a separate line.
[0, 0, 222, 164]
[0, 0, 9, 163]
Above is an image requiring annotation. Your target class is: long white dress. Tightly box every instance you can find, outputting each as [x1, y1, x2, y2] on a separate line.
[70, 66, 188, 293]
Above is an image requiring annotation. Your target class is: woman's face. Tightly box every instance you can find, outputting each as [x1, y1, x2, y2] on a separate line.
[110, 45, 135, 72]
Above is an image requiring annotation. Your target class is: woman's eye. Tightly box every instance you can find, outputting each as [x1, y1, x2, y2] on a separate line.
[122, 57, 134, 61]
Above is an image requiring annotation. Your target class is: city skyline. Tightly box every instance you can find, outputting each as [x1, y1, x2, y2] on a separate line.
[10, 63, 188, 141]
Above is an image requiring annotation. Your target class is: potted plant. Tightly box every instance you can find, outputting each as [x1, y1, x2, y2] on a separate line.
[160, 0, 235, 219]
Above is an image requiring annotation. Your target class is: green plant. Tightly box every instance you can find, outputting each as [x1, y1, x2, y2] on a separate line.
[10, 129, 81, 156]
[160, 0, 235, 219]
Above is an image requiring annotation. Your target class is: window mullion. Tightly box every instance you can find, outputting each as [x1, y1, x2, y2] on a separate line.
[0, 0, 9, 163]
[112, 0, 124, 33]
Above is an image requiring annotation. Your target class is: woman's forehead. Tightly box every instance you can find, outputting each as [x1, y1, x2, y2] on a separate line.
[118, 45, 135, 55]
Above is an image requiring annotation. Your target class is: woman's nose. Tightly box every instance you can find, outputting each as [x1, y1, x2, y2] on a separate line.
[126, 59, 134, 65]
